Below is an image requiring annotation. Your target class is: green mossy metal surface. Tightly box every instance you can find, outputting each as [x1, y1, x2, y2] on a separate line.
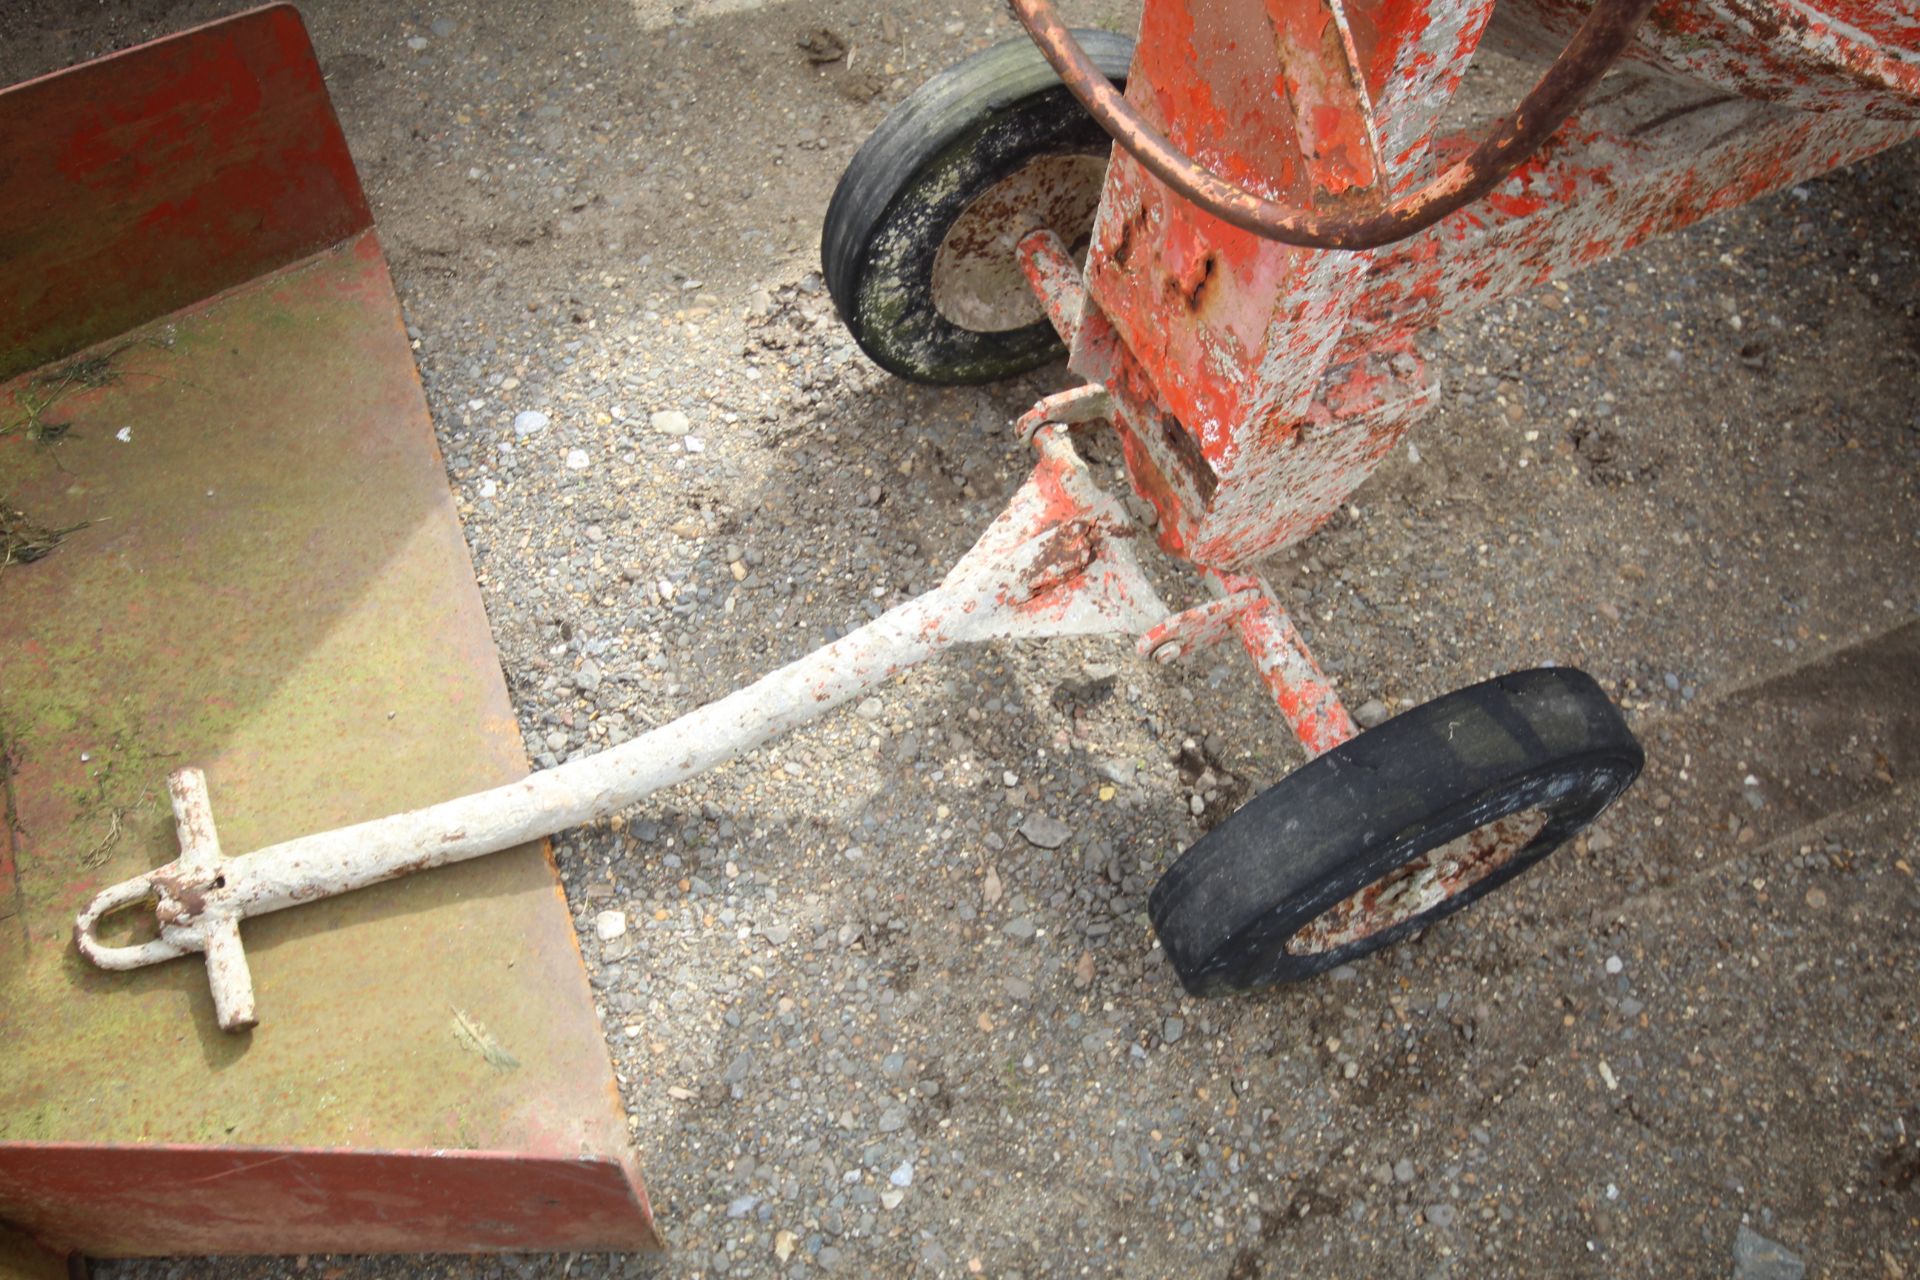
[0, 233, 632, 1165]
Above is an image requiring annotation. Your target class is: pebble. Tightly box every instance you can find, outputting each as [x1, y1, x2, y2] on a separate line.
[651, 409, 691, 436]
[877, 1106, 908, 1133]
[1162, 1017, 1185, 1044]
[513, 409, 549, 436]
[1426, 1204, 1457, 1229]
[889, 1161, 914, 1188]
[1354, 698, 1390, 729]
[722, 1050, 754, 1085]
[405, 35, 429, 50]
[1003, 917, 1037, 940]
[1605, 954, 1624, 975]
[1393, 1158, 1416, 1183]
[429, 17, 456, 36]
[1019, 813, 1072, 849]
[855, 697, 883, 720]
[565, 448, 589, 470]
[593, 909, 627, 941]
[1732, 1225, 1806, 1280]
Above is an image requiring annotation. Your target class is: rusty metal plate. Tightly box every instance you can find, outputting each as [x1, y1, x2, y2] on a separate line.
[0, 3, 373, 383]
[0, 6, 655, 1257]
[0, 229, 658, 1256]
[0, 228, 659, 1257]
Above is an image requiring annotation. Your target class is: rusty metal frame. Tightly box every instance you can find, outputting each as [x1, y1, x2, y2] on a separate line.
[1009, 0, 1664, 249]
[1055, 0, 1920, 579]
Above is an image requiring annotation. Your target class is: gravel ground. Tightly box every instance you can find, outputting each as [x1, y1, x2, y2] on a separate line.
[7, 2, 1918, 1277]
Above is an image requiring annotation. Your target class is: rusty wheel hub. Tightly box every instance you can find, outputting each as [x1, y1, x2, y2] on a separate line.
[1286, 807, 1551, 956]
[930, 152, 1106, 332]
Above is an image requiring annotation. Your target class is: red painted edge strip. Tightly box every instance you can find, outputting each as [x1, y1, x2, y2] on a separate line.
[0, 4, 374, 381]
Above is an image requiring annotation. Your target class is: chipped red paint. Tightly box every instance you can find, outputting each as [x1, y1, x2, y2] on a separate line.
[1351, 93, 1918, 340]
[1050, 0, 1918, 576]
[1209, 571, 1358, 755]
[1136, 587, 1266, 663]
[1016, 227, 1090, 345]
[1013, 0, 1661, 247]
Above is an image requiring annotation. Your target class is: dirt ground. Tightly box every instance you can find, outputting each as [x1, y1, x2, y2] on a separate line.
[5, 1, 1917, 1277]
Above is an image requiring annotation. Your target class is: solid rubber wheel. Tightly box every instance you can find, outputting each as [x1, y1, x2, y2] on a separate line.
[821, 30, 1133, 385]
[1149, 668, 1644, 996]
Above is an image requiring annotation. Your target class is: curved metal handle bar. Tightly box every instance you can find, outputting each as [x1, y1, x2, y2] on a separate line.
[72, 870, 194, 969]
[1009, 0, 1659, 251]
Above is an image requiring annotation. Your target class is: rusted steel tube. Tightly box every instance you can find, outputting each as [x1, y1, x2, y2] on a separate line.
[1009, 0, 1659, 250]
[1013, 384, 1111, 442]
[1207, 571, 1358, 756]
[1015, 227, 1087, 346]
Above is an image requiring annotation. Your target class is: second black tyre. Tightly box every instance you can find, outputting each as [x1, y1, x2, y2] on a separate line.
[820, 31, 1134, 385]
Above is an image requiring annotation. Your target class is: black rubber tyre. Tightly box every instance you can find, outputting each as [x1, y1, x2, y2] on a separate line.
[1150, 668, 1644, 996]
[820, 30, 1133, 385]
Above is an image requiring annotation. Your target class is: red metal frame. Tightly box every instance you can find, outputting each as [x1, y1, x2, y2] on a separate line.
[1020, 0, 1918, 746]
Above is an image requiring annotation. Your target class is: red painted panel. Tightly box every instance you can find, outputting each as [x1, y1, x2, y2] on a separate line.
[0, 1143, 662, 1256]
[0, 4, 373, 380]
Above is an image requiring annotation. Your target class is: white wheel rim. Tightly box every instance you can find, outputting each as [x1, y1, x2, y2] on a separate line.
[930, 152, 1108, 333]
